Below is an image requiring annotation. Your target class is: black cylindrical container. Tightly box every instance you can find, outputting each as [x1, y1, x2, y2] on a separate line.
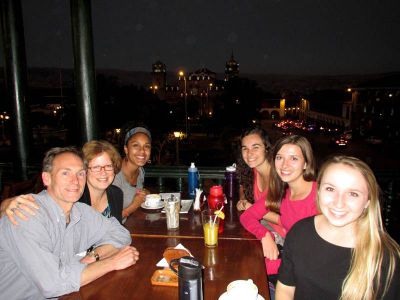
[170, 256, 203, 300]
[224, 165, 238, 202]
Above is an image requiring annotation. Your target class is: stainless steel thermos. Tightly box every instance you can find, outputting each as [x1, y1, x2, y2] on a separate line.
[170, 256, 203, 300]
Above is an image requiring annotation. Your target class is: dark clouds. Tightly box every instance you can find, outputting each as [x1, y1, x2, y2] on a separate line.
[11, 0, 400, 74]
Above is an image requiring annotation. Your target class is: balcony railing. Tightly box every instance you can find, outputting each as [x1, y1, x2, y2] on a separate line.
[144, 165, 225, 193]
[0, 163, 399, 242]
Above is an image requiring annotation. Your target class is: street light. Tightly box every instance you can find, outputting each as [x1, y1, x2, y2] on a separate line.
[0, 112, 10, 143]
[173, 131, 183, 164]
[179, 70, 188, 136]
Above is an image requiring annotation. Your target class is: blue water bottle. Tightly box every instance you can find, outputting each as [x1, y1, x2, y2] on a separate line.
[188, 162, 199, 198]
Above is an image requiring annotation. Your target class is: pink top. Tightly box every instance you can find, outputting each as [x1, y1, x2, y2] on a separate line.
[253, 168, 268, 204]
[240, 169, 285, 240]
[279, 181, 318, 233]
[240, 180, 318, 275]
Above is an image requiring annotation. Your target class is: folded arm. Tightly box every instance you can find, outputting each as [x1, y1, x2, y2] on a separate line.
[240, 199, 271, 240]
[122, 188, 148, 218]
[80, 246, 139, 286]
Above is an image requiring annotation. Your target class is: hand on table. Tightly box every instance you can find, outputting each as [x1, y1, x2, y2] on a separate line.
[122, 188, 150, 218]
[1, 194, 39, 225]
[110, 246, 140, 270]
[261, 233, 279, 260]
[134, 188, 149, 204]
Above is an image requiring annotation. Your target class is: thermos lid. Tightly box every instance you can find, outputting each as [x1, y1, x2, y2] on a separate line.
[210, 185, 223, 196]
[178, 256, 203, 280]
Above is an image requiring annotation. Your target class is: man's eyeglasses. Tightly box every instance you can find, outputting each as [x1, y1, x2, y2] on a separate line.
[88, 164, 114, 173]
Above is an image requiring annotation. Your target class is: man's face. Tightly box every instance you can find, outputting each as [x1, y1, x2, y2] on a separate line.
[42, 152, 86, 211]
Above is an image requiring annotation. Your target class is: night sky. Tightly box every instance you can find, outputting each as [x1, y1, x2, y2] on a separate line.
[5, 0, 400, 75]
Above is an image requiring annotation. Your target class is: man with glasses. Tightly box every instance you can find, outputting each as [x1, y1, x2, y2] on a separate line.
[0, 147, 139, 299]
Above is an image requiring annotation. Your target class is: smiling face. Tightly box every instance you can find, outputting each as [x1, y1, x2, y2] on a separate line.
[124, 132, 151, 167]
[274, 143, 306, 185]
[42, 152, 86, 212]
[87, 152, 115, 192]
[241, 133, 267, 169]
[318, 163, 370, 232]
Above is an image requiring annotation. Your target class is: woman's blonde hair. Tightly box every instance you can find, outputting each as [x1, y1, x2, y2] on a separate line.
[82, 140, 122, 173]
[317, 156, 400, 300]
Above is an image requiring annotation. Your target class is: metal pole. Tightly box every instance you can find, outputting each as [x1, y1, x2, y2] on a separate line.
[70, 0, 98, 143]
[0, 0, 30, 180]
[184, 77, 188, 136]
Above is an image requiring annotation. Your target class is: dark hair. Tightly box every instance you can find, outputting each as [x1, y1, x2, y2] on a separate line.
[267, 135, 315, 213]
[237, 126, 272, 203]
[42, 146, 86, 173]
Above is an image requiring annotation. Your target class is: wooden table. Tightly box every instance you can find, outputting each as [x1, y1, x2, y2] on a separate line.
[124, 200, 257, 240]
[60, 236, 270, 300]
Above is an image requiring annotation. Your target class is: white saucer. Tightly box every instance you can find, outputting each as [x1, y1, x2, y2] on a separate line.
[218, 292, 264, 300]
[141, 202, 164, 210]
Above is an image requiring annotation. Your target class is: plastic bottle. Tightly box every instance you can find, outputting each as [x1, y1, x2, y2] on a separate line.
[224, 164, 238, 203]
[188, 162, 199, 198]
[208, 185, 225, 233]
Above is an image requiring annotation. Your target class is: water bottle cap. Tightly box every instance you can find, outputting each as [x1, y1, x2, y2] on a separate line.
[226, 165, 236, 172]
[190, 162, 196, 168]
[178, 256, 202, 279]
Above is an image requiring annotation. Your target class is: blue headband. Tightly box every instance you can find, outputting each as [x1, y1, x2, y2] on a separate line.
[124, 127, 152, 145]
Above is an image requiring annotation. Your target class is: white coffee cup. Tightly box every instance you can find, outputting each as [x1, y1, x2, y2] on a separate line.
[145, 194, 161, 208]
[226, 279, 258, 300]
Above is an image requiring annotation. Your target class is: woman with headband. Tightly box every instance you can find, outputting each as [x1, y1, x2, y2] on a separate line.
[112, 126, 152, 220]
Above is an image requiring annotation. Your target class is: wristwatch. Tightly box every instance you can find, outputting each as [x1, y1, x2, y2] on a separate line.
[86, 246, 100, 261]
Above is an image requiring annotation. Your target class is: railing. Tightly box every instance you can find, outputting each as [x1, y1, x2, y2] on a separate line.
[144, 165, 225, 193]
[0, 163, 399, 242]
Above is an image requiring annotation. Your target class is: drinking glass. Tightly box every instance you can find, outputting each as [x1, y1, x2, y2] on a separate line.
[165, 196, 180, 229]
[201, 210, 220, 247]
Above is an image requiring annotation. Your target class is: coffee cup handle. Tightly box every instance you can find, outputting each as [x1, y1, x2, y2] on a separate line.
[169, 258, 179, 275]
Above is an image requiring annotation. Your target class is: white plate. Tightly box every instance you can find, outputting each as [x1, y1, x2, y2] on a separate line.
[218, 291, 264, 300]
[141, 202, 164, 210]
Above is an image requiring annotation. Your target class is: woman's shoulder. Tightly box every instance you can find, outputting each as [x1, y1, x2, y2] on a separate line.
[107, 185, 123, 197]
[287, 216, 315, 235]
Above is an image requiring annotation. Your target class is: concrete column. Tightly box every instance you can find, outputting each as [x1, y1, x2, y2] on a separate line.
[70, 0, 98, 143]
[0, 0, 30, 180]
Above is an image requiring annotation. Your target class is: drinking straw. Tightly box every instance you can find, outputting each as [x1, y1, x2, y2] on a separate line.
[212, 206, 224, 227]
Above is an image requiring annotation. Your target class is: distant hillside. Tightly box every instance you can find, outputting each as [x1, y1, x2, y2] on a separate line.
[1, 67, 398, 95]
[246, 73, 395, 95]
